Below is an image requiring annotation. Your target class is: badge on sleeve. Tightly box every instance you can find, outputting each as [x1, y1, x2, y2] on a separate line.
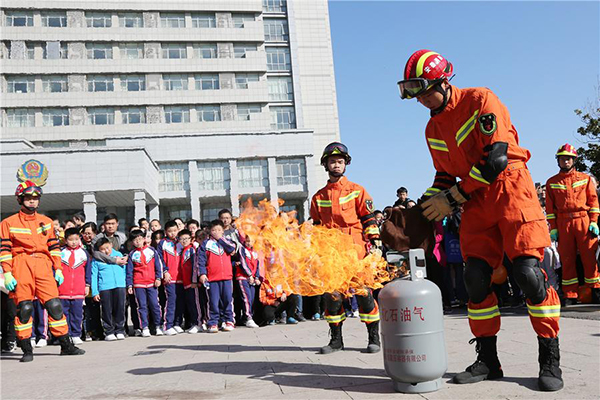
[478, 113, 497, 136]
[366, 199, 374, 213]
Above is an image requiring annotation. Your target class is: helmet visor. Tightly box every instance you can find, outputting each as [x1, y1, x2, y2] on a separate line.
[397, 78, 436, 99]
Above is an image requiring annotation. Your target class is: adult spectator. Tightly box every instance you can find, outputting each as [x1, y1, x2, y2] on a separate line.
[72, 212, 86, 227]
[92, 214, 128, 255]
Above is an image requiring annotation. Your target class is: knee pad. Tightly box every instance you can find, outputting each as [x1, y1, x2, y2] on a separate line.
[512, 256, 547, 304]
[16, 301, 34, 324]
[45, 298, 64, 320]
[464, 258, 493, 304]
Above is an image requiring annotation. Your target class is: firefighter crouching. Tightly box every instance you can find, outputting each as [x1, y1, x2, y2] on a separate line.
[1, 181, 85, 362]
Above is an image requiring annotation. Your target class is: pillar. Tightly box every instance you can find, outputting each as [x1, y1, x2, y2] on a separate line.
[134, 191, 147, 224]
[229, 159, 240, 216]
[188, 160, 201, 221]
[267, 157, 279, 212]
[304, 155, 317, 222]
[82, 192, 97, 223]
[148, 204, 160, 222]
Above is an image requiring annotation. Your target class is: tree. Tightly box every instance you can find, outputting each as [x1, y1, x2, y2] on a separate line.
[574, 87, 600, 182]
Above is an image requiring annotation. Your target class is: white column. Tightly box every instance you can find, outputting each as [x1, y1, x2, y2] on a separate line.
[229, 159, 240, 216]
[304, 155, 318, 222]
[148, 204, 160, 221]
[82, 192, 97, 223]
[133, 190, 147, 224]
[267, 157, 279, 212]
[188, 160, 201, 221]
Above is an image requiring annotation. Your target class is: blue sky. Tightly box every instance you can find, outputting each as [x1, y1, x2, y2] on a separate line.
[328, 0, 599, 209]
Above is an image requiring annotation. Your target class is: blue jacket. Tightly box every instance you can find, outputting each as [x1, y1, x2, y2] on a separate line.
[91, 249, 126, 296]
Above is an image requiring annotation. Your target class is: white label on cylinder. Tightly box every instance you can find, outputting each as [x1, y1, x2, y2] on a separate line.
[416, 270, 424, 279]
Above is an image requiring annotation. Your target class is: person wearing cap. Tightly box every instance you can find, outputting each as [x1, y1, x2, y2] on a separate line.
[310, 142, 382, 354]
[546, 144, 600, 305]
[397, 50, 562, 391]
[0, 181, 85, 362]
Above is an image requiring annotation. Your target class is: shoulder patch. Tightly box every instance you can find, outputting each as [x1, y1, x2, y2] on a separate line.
[365, 199, 374, 213]
[478, 113, 497, 136]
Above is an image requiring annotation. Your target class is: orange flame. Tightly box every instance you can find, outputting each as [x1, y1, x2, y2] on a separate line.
[237, 200, 390, 297]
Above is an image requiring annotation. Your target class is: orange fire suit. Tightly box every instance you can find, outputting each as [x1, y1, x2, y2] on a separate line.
[0, 211, 68, 340]
[546, 170, 600, 298]
[310, 176, 380, 325]
[423, 86, 559, 338]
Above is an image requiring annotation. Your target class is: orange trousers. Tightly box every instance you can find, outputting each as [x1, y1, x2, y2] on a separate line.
[10, 253, 68, 340]
[556, 214, 600, 298]
[461, 164, 559, 338]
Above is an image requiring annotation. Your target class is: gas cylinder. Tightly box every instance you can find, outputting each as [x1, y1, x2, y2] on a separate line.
[379, 248, 447, 393]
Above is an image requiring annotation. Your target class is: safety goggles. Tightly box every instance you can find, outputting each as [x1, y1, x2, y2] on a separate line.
[397, 78, 440, 99]
[324, 143, 349, 156]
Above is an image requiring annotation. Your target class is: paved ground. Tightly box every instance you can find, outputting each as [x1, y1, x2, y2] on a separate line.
[1, 307, 599, 400]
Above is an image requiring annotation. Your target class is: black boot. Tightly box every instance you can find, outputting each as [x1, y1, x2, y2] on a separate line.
[58, 335, 85, 356]
[591, 288, 600, 304]
[320, 324, 343, 354]
[19, 338, 34, 363]
[538, 337, 563, 391]
[453, 336, 503, 384]
[365, 321, 381, 353]
[563, 298, 578, 307]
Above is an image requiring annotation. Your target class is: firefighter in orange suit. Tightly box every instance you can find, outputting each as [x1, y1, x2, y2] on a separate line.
[310, 142, 382, 354]
[546, 144, 600, 305]
[0, 181, 85, 362]
[398, 50, 562, 391]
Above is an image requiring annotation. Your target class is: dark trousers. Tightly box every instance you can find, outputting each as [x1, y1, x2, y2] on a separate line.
[134, 287, 161, 329]
[172, 283, 186, 328]
[302, 295, 322, 317]
[183, 287, 201, 327]
[324, 291, 375, 323]
[207, 280, 233, 327]
[32, 300, 47, 340]
[164, 283, 178, 329]
[1, 292, 16, 345]
[100, 288, 126, 336]
[60, 299, 84, 337]
[198, 285, 209, 325]
[263, 294, 300, 323]
[84, 297, 103, 339]
[237, 279, 256, 320]
[125, 292, 141, 333]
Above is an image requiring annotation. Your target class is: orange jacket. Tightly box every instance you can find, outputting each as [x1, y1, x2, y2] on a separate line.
[0, 211, 62, 273]
[423, 85, 530, 197]
[310, 176, 379, 244]
[545, 170, 599, 230]
[259, 278, 288, 306]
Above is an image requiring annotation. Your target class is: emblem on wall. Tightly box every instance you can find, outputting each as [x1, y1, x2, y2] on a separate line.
[16, 159, 49, 187]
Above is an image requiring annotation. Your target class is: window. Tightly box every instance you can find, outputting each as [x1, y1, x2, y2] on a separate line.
[42, 108, 69, 127]
[121, 107, 146, 124]
[86, 12, 112, 28]
[237, 104, 261, 121]
[263, 0, 287, 13]
[5, 11, 33, 27]
[160, 13, 185, 28]
[191, 13, 216, 28]
[42, 75, 68, 93]
[238, 159, 268, 188]
[163, 74, 188, 91]
[233, 13, 255, 28]
[7, 109, 35, 127]
[88, 108, 115, 125]
[120, 75, 145, 91]
[26, 43, 36, 59]
[235, 73, 260, 89]
[165, 106, 190, 124]
[264, 19, 288, 41]
[86, 43, 113, 59]
[202, 205, 230, 222]
[163, 206, 192, 221]
[43, 42, 68, 59]
[194, 44, 217, 59]
[162, 44, 187, 59]
[195, 74, 219, 90]
[159, 163, 187, 192]
[120, 43, 144, 59]
[277, 158, 305, 186]
[87, 75, 114, 92]
[41, 12, 67, 27]
[197, 105, 221, 122]
[198, 161, 230, 191]
[270, 106, 295, 129]
[266, 47, 290, 71]
[7, 76, 34, 93]
[118, 13, 143, 28]
[234, 44, 257, 59]
[268, 76, 293, 101]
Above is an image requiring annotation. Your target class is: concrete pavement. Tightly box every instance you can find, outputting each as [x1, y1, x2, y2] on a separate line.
[1, 307, 599, 399]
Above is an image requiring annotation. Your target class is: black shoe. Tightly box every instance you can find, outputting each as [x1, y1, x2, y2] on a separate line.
[563, 298, 578, 307]
[453, 336, 503, 384]
[366, 321, 381, 353]
[19, 339, 34, 363]
[58, 335, 85, 356]
[538, 337, 563, 391]
[1, 341, 17, 353]
[320, 324, 344, 354]
[296, 313, 307, 322]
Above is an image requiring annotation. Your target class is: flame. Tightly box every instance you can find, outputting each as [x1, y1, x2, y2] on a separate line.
[237, 200, 391, 297]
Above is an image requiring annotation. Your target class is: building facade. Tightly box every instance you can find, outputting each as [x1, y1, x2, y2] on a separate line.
[0, 0, 340, 225]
